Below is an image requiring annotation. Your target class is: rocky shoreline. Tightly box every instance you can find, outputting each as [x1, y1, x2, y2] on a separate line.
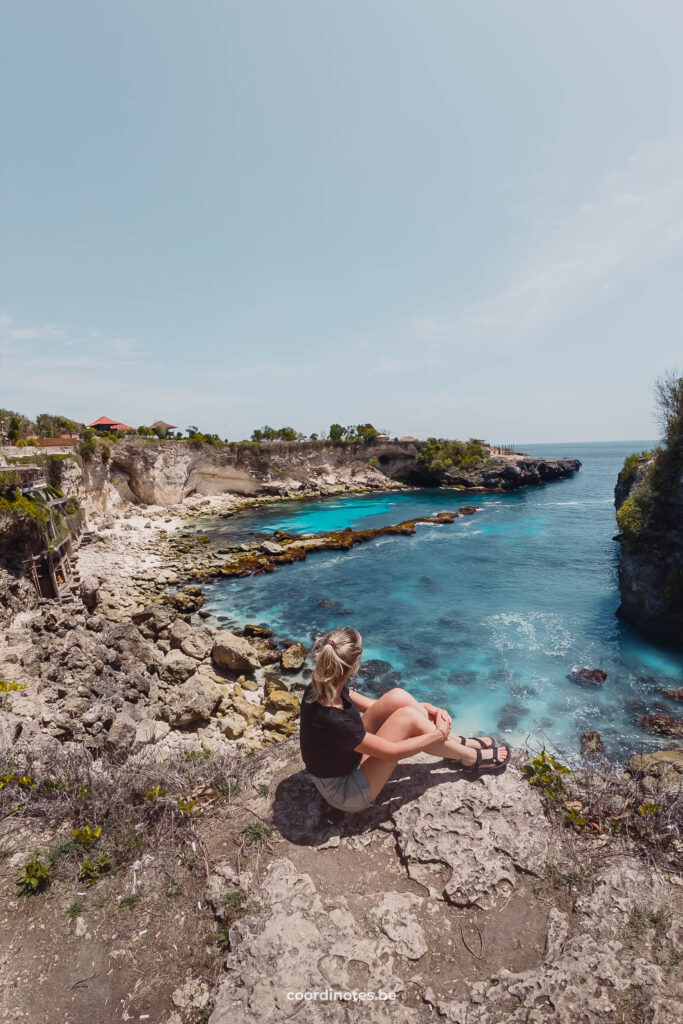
[0, 501, 480, 763]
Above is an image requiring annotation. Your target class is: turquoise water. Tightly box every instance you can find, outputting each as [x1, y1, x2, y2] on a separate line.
[198, 442, 683, 765]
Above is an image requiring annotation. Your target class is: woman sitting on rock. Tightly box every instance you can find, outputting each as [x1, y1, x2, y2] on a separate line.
[299, 627, 511, 813]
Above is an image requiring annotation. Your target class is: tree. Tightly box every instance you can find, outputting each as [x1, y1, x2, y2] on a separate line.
[186, 425, 200, 438]
[355, 423, 379, 443]
[35, 413, 54, 438]
[329, 423, 345, 443]
[654, 369, 683, 444]
[8, 415, 20, 441]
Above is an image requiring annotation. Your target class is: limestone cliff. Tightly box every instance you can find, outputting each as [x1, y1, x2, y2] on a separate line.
[76, 438, 580, 508]
[614, 439, 683, 646]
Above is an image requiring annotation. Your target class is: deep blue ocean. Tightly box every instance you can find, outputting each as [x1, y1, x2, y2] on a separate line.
[197, 441, 683, 765]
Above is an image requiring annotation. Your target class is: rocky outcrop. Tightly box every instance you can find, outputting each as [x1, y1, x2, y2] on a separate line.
[625, 749, 683, 792]
[614, 440, 683, 646]
[568, 668, 607, 687]
[205, 741, 683, 1024]
[0, 600, 307, 759]
[73, 438, 580, 509]
[440, 455, 581, 490]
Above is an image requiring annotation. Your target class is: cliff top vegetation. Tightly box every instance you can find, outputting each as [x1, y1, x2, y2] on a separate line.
[615, 371, 683, 546]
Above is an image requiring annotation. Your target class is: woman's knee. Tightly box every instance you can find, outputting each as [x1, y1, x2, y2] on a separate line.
[382, 687, 418, 711]
[386, 704, 431, 734]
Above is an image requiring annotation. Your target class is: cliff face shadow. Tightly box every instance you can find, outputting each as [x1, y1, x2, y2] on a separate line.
[271, 758, 482, 846]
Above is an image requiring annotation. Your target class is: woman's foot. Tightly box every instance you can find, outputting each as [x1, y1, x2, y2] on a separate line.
[460, 744, 511, 774]
[456, 735, 494, 750]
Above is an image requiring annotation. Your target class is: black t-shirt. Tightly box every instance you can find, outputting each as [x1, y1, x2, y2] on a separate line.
[299, 682, 366, 778]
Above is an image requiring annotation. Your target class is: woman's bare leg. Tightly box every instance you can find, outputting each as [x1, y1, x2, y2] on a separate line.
[360, 705, 481, 800]
[361, 687, 492, 747]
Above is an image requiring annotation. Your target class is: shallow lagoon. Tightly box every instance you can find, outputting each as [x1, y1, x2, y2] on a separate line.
[198, 441, 683, 765]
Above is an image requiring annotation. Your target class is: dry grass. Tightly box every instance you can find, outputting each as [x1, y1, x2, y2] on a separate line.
[0, 741, 261, 893]
[516, 737, 683, 874]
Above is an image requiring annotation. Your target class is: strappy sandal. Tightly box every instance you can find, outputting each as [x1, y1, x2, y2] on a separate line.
[456, 735, 495, 750]
[460, 743, 511, 775]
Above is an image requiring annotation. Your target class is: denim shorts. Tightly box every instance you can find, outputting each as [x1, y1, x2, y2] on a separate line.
[308, 766, 373, 813]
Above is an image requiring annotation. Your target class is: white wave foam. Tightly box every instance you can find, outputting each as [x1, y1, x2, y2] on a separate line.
[482, 610, 573, 656]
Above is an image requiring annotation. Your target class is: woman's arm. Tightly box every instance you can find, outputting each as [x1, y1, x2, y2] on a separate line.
[348, 689, 376, 712]
[353, 728, 444, 762]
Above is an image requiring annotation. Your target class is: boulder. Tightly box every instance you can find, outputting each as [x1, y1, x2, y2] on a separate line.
[134, 719, 171, 746]
[80, 575, 100, 610]
[161, 648, 199, 686]
[261, 540, 285, 555]
[580, 730, 604, 755]
[636, 713, 683, 738]
[132, 603, 177, 637]
[212, 631, 260, 673]
[249, 637, 281, 665]
[568, 668, 607, 687]
[219, 712, 247, 739]
[243, 623, 274, 638]
[263, 711, 298, 737]
[237, 676, 259, 692]
[180, 627, 214, 661]
[264, 675, 291, 696]
[164, 676, 223, 727]
[281, 642, 306, 671]
[264, 690, 300, 716]
[104, 711, 137, 751]
[228, 687, 265, 727]
[169, 618, 192, 649]
[168, 586, 204, 613]
[626, 748, 683, 791]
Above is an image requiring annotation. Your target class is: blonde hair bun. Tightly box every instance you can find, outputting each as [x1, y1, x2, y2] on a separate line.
[308, 627, 363, 703]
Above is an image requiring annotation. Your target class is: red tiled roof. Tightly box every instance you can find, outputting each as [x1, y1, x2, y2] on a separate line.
[88, 416, 134, 431]
[149, 420, 176, 429]
[89, 416, 119, 427]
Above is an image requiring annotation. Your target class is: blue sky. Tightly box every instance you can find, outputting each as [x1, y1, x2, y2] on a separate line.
[1, 0, 681, 442]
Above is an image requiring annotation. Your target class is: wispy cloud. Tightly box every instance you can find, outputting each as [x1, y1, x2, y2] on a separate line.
[412, 138, 683, 351]
[0, 313, 143, 373]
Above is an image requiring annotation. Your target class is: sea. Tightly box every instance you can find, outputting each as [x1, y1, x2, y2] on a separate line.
[195, 441, 683, 766]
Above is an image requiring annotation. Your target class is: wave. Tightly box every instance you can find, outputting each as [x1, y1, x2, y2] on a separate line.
[482, 610, 573, 657]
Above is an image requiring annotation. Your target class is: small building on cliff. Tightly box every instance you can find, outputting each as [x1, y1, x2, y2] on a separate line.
[88, 416, 134, 434]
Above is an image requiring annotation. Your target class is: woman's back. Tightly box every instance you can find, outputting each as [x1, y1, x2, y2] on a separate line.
[299, 681, 366, 778]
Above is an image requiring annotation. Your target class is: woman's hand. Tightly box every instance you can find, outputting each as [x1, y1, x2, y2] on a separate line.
[423, 702, 451, 734]
[434, 708, 451, 740]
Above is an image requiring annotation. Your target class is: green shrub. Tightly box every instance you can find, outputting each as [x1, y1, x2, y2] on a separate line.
[79, 436, 96, 456]
[16, 852, 52, 896]
[616, 495, 648, 539]
[522, 749, 570, 801]
[67, 896, 85, 919]
[79, 852, 114, 884]
[70, 824, 102, 848]
[0, 470, 21, 489]
[417, 437, 487, 475]
[0, 491, 50, 530]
